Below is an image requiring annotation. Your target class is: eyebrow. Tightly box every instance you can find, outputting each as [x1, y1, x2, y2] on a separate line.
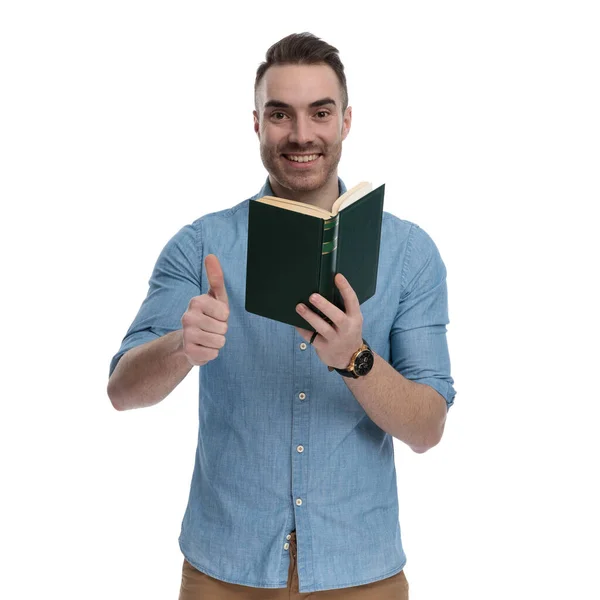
[264, 97, 337, 110]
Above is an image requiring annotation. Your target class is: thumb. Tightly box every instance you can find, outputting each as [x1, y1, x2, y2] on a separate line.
[205, 254, 229, 306]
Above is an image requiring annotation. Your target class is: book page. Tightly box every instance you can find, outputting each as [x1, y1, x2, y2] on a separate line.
[255, 196, 332, 219]
[256, 181, 373, 219]
[331, 182, 372, 215]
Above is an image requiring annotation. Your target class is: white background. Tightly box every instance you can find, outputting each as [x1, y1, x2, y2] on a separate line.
[1, 1, 598, 598]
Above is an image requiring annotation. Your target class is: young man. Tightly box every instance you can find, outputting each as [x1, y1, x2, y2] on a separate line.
[107, 32, 455, 599]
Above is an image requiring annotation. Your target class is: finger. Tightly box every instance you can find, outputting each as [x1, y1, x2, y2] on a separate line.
[188, 329, 226, 350]
[181, 310, 228, 338]
[334, 273, 360, 316]
[205, 254, 229, 306]
[308, 292, 346, 328]
[198, 313, 228, 335]
[188, 295, 229, 322]
[183, 325, 225, 349]
[200, 298, 230, 324]
[187, 311, 228, 335]
[296, 302, 335, 340]
[184, 345, 219, 366]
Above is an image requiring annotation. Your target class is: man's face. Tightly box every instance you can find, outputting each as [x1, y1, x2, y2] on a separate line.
[253, 63, 351, 194]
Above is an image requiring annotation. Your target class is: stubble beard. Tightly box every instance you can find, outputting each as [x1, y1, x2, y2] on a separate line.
[260, 139, 342, 194]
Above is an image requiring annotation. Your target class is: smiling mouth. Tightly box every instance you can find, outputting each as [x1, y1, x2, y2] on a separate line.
[283, 153, 321, 163]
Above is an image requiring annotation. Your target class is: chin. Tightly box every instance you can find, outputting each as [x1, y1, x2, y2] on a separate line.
[278, 163, 331, 190]
[279, 173, 326, 193]
[261, 150, 338, 194]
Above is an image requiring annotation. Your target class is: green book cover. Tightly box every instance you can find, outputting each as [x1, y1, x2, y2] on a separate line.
[245, 183, 385, 331]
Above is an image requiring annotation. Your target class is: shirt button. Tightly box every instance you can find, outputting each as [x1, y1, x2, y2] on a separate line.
[299, 392, 306, 400]
[297, 445, 304, 453]
[296, 498, 303, 506]
[284, 543, 290, 550]
[286, 534, 291, 540]
[300, 342, 307, 350]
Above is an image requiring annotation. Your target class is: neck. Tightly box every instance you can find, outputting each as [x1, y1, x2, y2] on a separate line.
[269, 175, 340, 213]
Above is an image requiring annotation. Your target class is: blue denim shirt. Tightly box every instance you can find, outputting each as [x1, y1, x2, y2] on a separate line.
[109, 178, 456, 593]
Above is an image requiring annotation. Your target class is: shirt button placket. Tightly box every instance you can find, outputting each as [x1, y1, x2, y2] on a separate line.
[291, 335, 311, 581]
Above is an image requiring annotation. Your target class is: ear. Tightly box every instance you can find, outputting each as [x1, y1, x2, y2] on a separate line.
[253, 110, 260, 138]
[341, 106, 352, 141]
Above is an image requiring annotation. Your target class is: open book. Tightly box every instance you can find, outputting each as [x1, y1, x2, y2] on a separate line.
[255, 181, 373, 219]
[245, 182, 385, 330]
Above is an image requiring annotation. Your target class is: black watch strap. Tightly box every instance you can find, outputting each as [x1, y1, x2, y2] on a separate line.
[335, 366, 360, 378]
[329, 339, 372, 378]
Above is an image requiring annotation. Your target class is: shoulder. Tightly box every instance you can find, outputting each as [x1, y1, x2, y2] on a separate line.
[173, 197, 252, 248]
[381, 212, 446, 292]
[190, 198, 251, 231]
[196, 197, 251, 223]
[382, 211, 415, 239]
[159, 197, 251, 262]
[382, 211, 439, 255]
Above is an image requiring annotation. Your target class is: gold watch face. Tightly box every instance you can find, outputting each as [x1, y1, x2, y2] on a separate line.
[355, 350, 374, 376]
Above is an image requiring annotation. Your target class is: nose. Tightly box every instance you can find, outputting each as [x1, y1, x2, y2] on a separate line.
[288, 114, 314, 146]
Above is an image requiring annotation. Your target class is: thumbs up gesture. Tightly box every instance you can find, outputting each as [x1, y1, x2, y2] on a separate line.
[181, 254, 230, 366]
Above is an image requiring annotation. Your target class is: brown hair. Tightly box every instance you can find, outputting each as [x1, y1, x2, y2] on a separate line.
[254, 32, 348, 113]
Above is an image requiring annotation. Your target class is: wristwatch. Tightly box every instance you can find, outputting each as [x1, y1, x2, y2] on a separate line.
[328, 339, 374, 378]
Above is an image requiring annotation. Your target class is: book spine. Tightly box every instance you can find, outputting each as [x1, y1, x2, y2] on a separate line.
[317, 215, 340, 323]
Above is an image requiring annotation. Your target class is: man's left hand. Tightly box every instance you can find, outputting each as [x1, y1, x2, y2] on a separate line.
[294, 273, 364, 370]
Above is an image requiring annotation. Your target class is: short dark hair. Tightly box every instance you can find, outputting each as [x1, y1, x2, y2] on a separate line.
[254, 32, 348, 113]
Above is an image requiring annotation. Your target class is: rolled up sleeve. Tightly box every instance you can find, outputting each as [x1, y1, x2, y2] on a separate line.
[390, 224, 456, 409]
[108, 222, 203, 377]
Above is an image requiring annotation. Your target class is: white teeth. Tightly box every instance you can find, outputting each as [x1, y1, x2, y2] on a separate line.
[286, 154, 319, 163]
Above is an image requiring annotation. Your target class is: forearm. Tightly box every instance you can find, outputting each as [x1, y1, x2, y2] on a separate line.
[107, 330, 193, 411]
[344, 352, 447, 453]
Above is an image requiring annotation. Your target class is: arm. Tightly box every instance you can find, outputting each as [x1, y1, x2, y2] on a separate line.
[343, 353, 447, 452]
[381, 223, 455, 450]
[107, 330, 192, 411]
[107, 253, 230, 411]
[295, 224, 455, 453]
[106, 222, 202, 410]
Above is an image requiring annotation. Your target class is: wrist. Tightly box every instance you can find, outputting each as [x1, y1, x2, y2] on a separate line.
[329, 339, 374, 378]
[173, 329, 189, 359]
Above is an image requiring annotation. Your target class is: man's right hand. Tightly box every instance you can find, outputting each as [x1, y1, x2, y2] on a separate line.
[181, 254, 230, 366]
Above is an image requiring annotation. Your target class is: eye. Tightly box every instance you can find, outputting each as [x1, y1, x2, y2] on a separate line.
[316, 110, 331, 119]
[271, 111, 287, 120]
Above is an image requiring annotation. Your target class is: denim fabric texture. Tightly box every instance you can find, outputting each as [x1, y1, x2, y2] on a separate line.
[109, 178, 456, 593]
